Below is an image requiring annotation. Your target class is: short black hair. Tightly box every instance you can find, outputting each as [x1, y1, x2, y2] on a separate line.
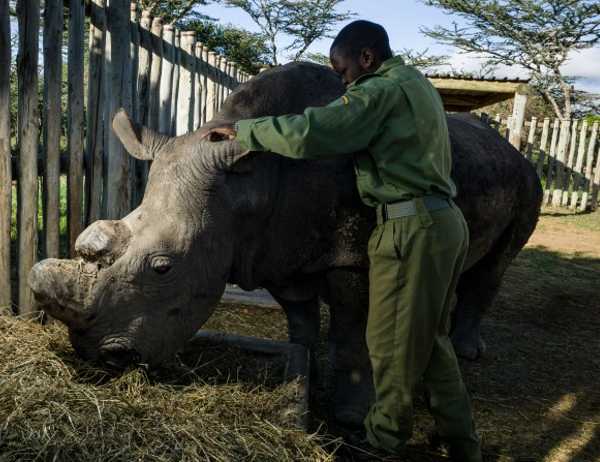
[330, 20, 393, 61]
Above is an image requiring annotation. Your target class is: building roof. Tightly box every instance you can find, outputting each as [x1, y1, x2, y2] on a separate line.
[425, 73, 530, 112]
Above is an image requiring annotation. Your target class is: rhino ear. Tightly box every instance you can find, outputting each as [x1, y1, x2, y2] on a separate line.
[202, 139, 254, 172]
[112, 109, 170, 161]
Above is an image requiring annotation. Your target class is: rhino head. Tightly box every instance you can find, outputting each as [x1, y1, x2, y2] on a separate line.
[29, 110, 254, 368]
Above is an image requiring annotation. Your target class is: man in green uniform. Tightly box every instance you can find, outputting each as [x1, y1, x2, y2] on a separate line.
[205, 20, 482, 462]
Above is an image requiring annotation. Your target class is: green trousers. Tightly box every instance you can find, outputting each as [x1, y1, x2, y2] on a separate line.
[363, 199, 482, 462]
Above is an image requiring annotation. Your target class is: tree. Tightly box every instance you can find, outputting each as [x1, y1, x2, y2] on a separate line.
[421, 0, 600, 120]
[220, 0, 353, 64]
[139, 0, 211, 24]
[178, 19, 271, 73]
[397, 48, 449, 70]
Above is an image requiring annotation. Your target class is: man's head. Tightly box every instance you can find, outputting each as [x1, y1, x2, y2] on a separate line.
[330, 20, 393, 86]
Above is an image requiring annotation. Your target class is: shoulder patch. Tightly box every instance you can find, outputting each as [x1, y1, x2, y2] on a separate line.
[342, 95, 350, 105]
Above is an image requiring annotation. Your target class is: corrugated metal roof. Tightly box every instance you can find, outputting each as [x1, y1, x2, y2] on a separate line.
[425, 73, 530, 83]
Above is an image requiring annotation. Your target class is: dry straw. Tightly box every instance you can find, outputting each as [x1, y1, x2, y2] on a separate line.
[0, 312, 338, 461]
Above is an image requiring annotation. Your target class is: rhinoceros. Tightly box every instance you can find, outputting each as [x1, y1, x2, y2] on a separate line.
[29, 62, 542, 426]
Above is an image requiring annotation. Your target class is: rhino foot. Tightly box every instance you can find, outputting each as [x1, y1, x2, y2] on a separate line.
[333, 368, 374, 428]
[451, 330, 487, 361]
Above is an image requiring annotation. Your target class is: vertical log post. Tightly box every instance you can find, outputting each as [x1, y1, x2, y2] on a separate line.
[544, 119, 560, 205]
[206, 51, 217, 122]
[43, 0, 62, 258]
[16, 0, 40, 314]
[67, 0, 85, 254]
[0, 0, 11, 309]
[591, 144, 600, 210]
[536, 118, 550, 180]
[176, 30, 195, 136]
[193, 41, 203, 131]
[580, 122, 598, 212]
[85, 0, 106, 225]
[133, 9, 152, 207]
[525, 117, 537, 161]
[170, 28, 180, 135]
[159, 24, 175, 135]
[219, 57, 228, 108]
[570, 120, 589, 210]
[105, 0, 133, 219]
[551, 119, 571, 207]
[148, 17, 163, 131]
[201, 45, 209, 125]
[562, 119, 579, 206]
[509, 92, 527, 151]
[130, 3, 140, 123]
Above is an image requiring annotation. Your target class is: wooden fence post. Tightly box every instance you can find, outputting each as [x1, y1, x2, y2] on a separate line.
[67, 0, 85, 254]
[509, 92, 527, 151]
[85, 0, 106, 225]
[206, 51, 217, 122]
[536, 118, 550, 180]
[580, 122, 598, 211]
[544, 119, 560, 205]
[170, 29, 180, 135]
[159, 24, 175, 135]
[193, 41, 203, 131]
[591, 144, 600, 211]
[148, 17, 163, 131]
[17, 0, 40, 314]
[200, 45, 209, 125]
[551, 119, 571, 207]
[219, 56, 228, 108]
[176, 30, 195, 135]
[561, 119, 579, 206]
[130, 3, 139, 123]
[0, 0, 11, 309]
[105, 0, 133, 219]
[570, 120, 589, 210]
[43, 0, 62, 258]
[524, 117, 537, 161]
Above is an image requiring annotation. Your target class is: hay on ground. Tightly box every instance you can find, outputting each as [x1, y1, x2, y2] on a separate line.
[0, 312, 338, 461]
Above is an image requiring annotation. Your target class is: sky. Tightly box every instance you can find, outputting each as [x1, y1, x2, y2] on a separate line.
[199, 0, 600, 93]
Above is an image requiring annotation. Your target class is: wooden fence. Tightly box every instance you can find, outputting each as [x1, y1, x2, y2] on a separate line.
[481, 113, 600, 212]
[0, 1, 250, 314]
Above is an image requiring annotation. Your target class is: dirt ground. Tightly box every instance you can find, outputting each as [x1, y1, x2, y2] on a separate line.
[205, 209, 600, 462]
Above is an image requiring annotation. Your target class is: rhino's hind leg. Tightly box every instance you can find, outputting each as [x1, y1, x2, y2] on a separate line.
[452, 219, 529, 360]
[324, 269, 373, 428]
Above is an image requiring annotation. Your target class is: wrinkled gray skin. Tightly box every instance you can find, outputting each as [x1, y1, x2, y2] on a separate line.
[29, 62, 542, 425]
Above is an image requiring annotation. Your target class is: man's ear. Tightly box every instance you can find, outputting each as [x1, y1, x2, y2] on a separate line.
[360, 48, 376, 71]
[112, 109, 171, 161]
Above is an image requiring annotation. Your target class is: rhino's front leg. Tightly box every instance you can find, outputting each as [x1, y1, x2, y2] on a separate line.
[326, 269, 374, 428]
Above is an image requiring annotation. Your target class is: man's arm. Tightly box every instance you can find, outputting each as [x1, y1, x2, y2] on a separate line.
[234, 82, 395, 159]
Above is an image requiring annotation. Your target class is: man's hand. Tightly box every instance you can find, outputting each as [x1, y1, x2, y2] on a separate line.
[202, 124, 237, 142]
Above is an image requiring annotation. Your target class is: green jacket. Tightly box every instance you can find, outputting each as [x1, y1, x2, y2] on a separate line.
[235, 56, 456, 207]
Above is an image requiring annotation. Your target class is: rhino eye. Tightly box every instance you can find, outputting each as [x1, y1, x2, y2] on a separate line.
[151, 256, 173, 274]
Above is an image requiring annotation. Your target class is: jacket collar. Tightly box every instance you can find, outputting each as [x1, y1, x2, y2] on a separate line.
[348, 55, 406, 88]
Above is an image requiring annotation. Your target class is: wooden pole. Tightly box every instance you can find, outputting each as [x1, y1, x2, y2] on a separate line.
[67, 0, 85, 254]
[544, 119, 560, 205]
[536, 118, 550, 180]
[176, 31, 195, 136]
[130, 3, 140, 124]
[193, 41, 203, 131]
[159, 24, 175, 135]
[0, 0, 11, 309]
[206, 51, 217, 122]
[570, 120, 589, 210]
[148, 17, 163, 131]
[579, 122, 598, 212]
[170, 29, 180, 135]
[42, 0, 62, 258]
[85, 0, 106, 225]
[509, 92, 527, 151]
[524, 117, 537, 162]
[560, 120, 578, 206]
[219, 57, 228, 109]
[591, 145, 600, 211]
[16, 0, 40, 314]
[105, 0, 133, 219]
[551, 119, 571, 207]
[133, 9, 152, 207]
[201, 45, 209, 125]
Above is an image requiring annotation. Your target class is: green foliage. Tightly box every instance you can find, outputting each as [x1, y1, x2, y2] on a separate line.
[421, 0, 600, 120]
[584, 114, 600, 124]
[179, 19, 271, 73]
[220, 0, 353, 64]
[396, 48, 449, 70]
[138, 0, 212, 23]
